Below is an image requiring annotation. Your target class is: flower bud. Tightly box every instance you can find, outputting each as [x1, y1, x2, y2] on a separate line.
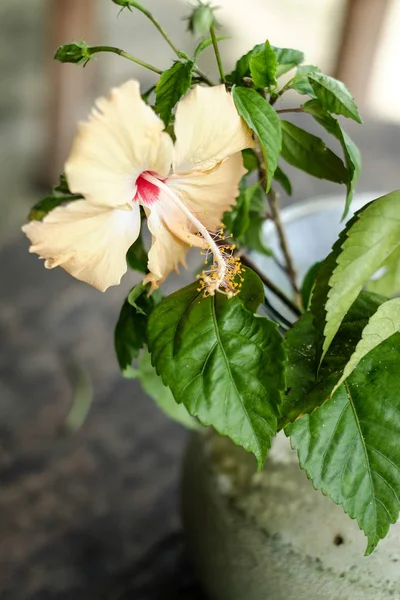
[186, 2, 217, 38]
[111, 0, 140, 10]
[54, 42, 92, 66]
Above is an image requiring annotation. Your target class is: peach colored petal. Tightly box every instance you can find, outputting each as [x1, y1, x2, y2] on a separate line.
[167, 152, 246, 235]
[173, 85, 254, 174]
[65, 80, 173, 209]
[144, 206, 189, 289]
[22, 200, 140, 291]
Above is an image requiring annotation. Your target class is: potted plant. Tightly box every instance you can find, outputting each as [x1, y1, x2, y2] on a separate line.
[23, 1, 400, 597]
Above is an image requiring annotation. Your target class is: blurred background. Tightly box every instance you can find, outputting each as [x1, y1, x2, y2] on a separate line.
[1, 0, 399, 598]
[2, 0, 400, 240]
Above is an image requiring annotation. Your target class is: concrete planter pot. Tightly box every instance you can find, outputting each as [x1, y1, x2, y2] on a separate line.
[181, 431, 400, 600]
[181, 193, 400, 600]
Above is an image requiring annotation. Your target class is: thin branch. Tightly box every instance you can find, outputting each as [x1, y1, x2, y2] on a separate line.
[271, 73, 309, 105]
[241, 255, 301, 317]
[122, 2, 215, 85]
[276, 107, 304, 114]
[196, 70, 215, 86]
[263, 297, 292, 330]
[268, 187, 302, 306]
[128, 1, 181, 56]
[89, 46, 162, 74]
[253, 148, 301, 307]
[210, 24, 225, 83]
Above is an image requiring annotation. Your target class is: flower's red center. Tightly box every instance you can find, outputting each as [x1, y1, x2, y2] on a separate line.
[134, 172, 163, 206]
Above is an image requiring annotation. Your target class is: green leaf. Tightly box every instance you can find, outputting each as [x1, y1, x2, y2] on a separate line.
[272, 46, 304, 78]
[245, 182, 265, 213]
[194, 35, 228, 60]
[115, 301, 146, 372]
[226, 182, 265, 239]
[147, 268, 285, 468]
[28, 174, 82, 221]
[29, 195, 73, 222]
[232, 267, 265, 312]
[242, 148, 259, 173]
[301, 261, 321, 310]
[155, 60, 194, 126]
[291, 65, 321, 96]
[288, 334, 400, 554]
[223, 179, 269, 255]
[322, 191, 400, 359]
[136, 350, 198, 429]
[231, 186, 251, 238]
[226, 45, 261, 85]
[114, 283, 158, 372]
[54, 173, 71, 194]
[335, 129, 360, 208]
[249, 40, 278, 89]
[309, 211, 360, 363]
[281, 120, 348, 184]
[281, 311, 319, 424]
[333, 298, 400, 394]
[227, 44, 303, 85]
[240, 214, 272, 257]
[273, 165, 292, 195]
[288, 67, 362, 122]
[233, 86, 282, 192]
[307, 72, 362, 123]
[126, 233, 148, 274]
[141, 85, 156, 103]
[302, 99, 361, 217]
[128, 282, 160, 314]
[281, 291, 385, 428]
[367, 246, 400, 297]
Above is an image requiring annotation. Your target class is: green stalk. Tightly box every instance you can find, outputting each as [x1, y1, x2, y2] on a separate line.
[210, 24, 225, 83]
[89, 46, 162, 74]
[128, 1, 180, 56]
[126, 1, 214, 86]
[276, 107, 304, 114]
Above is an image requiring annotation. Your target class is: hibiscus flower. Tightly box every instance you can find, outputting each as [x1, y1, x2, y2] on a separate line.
[23, 80, 254, 294]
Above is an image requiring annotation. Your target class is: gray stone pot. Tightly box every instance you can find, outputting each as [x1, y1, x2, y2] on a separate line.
[181, 431, 400, 600]
[181, 194, 400, 600]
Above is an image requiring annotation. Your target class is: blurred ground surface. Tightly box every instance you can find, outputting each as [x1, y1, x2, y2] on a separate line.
[2, 1, 400, 599]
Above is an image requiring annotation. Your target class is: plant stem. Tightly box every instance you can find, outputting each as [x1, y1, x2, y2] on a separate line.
[129, 1, 181, 56]
[195, 69, 215, 86]
[90, 46, 162, 74]
[268, 187, 302, 306]
[254, 149, 301, 308]
[271, 73, 309, 105]
[210, 24, 225, 83]
[276, 107, 304, 114]
[241, 256, 301, 317]
[263, 297, 292, 330]
[124, 2, 215, 85]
